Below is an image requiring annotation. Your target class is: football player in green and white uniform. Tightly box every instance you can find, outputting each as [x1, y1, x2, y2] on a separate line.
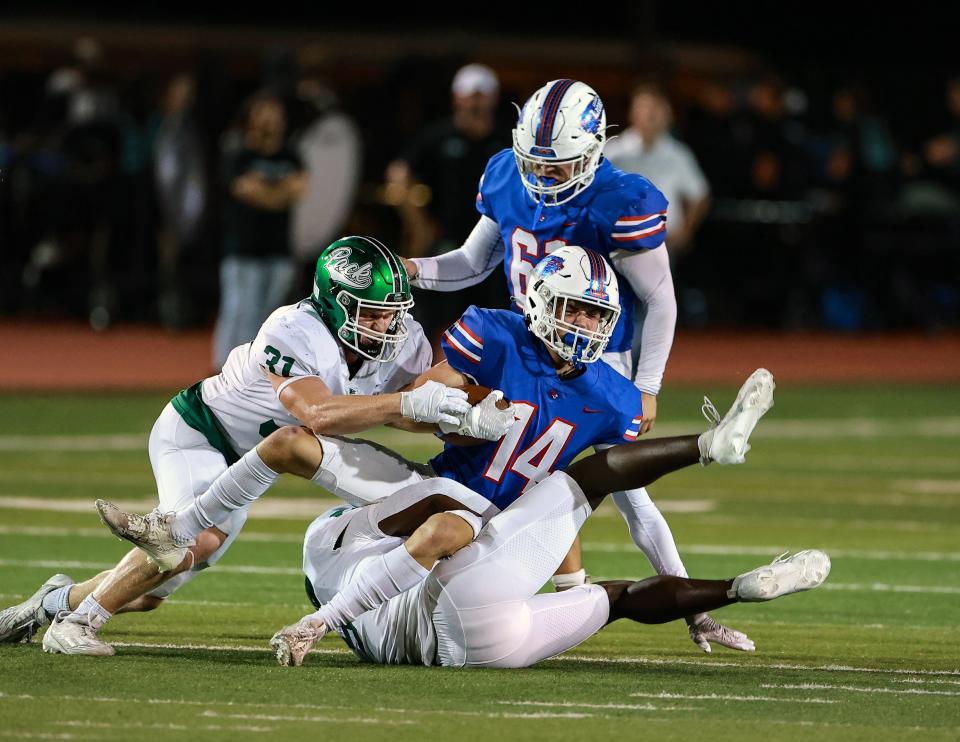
[0, 236, 511, 656]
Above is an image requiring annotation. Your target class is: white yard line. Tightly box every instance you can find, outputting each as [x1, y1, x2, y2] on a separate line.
[496, 700, 696, 712]
[52, 721, 274, 733]
[0, 525, 305, 543]
[825, 582, 960, 595]
[697, 514, 957, 533]
[585, 542, 960, 562]
[629, 691, 839, 704]
[199, 710, 415, 726]
[0, 734, 96, 741]
[0, 691, 652, 724]
[0, 435, 147, 451]
[0, 558, 303, 575]
[761, 683, 960, 697]
[0, 496, 342, 520]
[3, 524, 959, 563]
[1, 417, 958, 451]
[111, 641, 348, 655]
[556, 655, 960, 677]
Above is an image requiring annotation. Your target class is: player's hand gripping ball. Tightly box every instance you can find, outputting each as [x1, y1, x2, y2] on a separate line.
[441, 385, 515, 445]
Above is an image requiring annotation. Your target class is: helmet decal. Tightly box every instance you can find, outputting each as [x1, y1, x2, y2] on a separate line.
[580, 96, 604, 136]
[323, 246, 373, 290]
[537, 254, 565, 279]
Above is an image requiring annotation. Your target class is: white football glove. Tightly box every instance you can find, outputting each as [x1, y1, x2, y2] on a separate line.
[400, 381, 471, 426]
[438, 390, 516, 441]
[687, 613, 756, 653]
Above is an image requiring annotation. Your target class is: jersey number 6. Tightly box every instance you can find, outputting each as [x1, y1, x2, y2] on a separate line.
[508, 228, 567, 308]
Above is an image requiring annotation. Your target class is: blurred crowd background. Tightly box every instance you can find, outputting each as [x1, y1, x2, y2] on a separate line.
[1, 6, 958, 365]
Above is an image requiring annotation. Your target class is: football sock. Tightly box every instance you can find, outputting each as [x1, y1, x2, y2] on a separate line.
[551, 568, 587, 591]
[65, 595, 112, 630]
[173, 448, 279, 543]
[612, 489, 688, 578]
[41, 585, 73, 620]
[312, 544, 429, 630]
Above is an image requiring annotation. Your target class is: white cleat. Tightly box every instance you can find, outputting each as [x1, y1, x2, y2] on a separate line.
[269, 618, 328, 667]
[95, 500, 188, 572]
[730, 550, 832, 602]
[699, 368, 775, 465]
[0, 574, 74, 644]
[41, 611, 115, 656]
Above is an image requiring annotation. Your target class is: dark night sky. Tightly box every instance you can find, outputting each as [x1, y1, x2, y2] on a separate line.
[4, 2, 955, 66]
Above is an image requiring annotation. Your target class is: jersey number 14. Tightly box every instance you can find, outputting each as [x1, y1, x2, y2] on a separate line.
[483, 402, 574, 492]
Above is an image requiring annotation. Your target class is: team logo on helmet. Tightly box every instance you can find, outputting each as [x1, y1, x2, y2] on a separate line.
[537, 254, 565, 279]
[580, 96, 604, 135]
[323, 247, 373, 290]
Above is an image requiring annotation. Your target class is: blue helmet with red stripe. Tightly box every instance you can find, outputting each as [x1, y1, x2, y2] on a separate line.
[523, 245, 621, 364]
[512, 80, 606, 206]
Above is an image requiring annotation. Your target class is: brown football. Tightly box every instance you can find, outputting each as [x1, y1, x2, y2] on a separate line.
[461, 383, 511, 410]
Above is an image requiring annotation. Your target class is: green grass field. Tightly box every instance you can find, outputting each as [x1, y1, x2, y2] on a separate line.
[1, 385, 959, 741]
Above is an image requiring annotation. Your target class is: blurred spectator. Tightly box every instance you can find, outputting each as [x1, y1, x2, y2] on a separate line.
[21, 37, 125, 323]
[605, 82, 711, 256]
[900, 77, 960, 213]
[807, 83, 897, 330]
[923, 78, 960, 185]
[686, 80, 752, 199]
[384, 63, 510, 348]
[212, 91, 306, 369]
[289, 76, 362, 264]
[150, 73, 208, 329]
[742, 75, 808, 199]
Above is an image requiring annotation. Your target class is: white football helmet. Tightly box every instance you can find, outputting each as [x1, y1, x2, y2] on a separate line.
[524, 245, 621, 364]
[512, 79, 606, 206]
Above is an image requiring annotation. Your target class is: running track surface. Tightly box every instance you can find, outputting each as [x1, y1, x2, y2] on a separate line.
[1, 320, 958, 390]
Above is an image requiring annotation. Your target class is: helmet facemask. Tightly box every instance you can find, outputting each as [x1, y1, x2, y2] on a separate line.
[527, 286, 620, 364]
[512, 130, 602, 207]
[334, 290, 415, 363]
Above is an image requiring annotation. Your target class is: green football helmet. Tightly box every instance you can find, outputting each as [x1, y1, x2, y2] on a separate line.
[311, 236, 414, 362]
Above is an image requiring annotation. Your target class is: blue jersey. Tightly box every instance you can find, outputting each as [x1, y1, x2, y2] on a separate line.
[476, 149, 669, 353]
[430, 306, 644, 510]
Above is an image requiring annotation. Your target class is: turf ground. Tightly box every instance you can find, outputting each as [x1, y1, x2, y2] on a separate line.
[1, 384, 959, 741]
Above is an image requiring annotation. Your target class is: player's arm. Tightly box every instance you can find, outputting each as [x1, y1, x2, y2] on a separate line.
[402, 216, 504, 291]
[269, 373, 468, 436]
[385, 361, 476, 432]
[611, 246, 677, 434]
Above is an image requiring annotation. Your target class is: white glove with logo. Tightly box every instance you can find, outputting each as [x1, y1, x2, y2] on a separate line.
[400, 381, 471, 426]
[687, 613, 756, 653]
[438, 390, 516, 441]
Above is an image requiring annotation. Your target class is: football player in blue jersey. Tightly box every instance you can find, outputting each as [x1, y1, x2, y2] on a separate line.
[403, 79, 674, 432]
[401, 80, 736, 648]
